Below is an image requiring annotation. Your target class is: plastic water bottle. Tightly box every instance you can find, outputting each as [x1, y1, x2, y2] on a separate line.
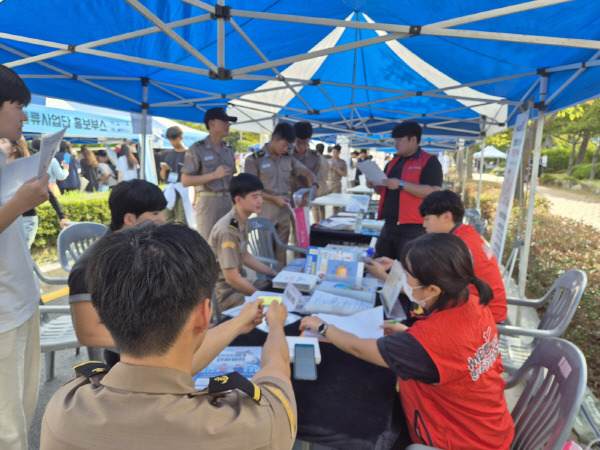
[354, 212, 363, 234]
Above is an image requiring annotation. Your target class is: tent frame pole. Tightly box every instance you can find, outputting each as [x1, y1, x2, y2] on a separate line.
[518, 76, 548, 297]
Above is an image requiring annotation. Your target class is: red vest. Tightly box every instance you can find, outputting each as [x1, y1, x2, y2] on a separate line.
[453, 224, 508, 322]
[377, 149, 434, 224]
[399, 295, 514, 449]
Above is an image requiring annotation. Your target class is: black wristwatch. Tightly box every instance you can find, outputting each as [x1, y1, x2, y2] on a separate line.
[398, 180, 405, 191]
[317, 322, 329, 337]
[312, 182, 320, 189]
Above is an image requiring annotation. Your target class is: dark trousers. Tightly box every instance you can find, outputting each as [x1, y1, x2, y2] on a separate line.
[375, 223, 426, 260]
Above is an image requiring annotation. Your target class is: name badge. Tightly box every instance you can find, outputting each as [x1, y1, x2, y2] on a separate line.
[262, 162, 271, 168]
[204, 155, 214, 161]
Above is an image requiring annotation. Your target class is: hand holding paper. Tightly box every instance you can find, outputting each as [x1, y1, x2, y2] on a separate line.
[12, 174, 50, 212]
[236, 299, 264, 334]
[356, 160, 388, 186]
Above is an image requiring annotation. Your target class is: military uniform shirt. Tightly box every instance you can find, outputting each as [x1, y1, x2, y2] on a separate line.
[290, 147, 320, 192]
[209, 207, 247, 295]
[244, 146, 308, 196]
[181, 137, 236, 192]
[327, 158, 348, 183]
[41, 362, 297, 450]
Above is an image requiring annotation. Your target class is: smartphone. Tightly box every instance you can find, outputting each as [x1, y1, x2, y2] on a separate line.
[63, 153, 71, 165]
[293, 344, 317, 380]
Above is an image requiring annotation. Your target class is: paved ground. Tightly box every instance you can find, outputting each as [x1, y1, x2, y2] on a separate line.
[479, 173, 600, 229]
[537, 185, 600, 230]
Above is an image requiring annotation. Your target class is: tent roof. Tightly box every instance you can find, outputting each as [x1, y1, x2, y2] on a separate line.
[473, 145, 507, 159]
[3, 1, 600, 143]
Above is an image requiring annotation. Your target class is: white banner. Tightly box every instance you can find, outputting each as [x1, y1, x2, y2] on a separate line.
[490, 109, 529, 262]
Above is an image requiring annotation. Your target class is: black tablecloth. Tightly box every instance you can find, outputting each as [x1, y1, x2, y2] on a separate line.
[231, 321, 409, 449]
[309, 226, 375, 247]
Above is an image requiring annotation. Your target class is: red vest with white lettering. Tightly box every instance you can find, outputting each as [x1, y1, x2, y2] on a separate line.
[399, 295, 514, 449]
[377, 149, 434, 224]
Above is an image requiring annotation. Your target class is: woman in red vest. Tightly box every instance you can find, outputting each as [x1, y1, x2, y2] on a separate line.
[300, 233, 514, 449]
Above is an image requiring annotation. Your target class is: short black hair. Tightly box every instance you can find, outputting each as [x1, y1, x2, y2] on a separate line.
[108, 180, 167, 231]
[230, 173, 263, 202]
[86, 222, 217, 358]
[272, 122, 295, 143]
[392, 121, 422, 143]
[419, 190, 465, 223]
[166, 126, 182, 140]
[359, 149, 367, 155]
[293, 121, 313, 140]
[0, 65, 31, 106]
[315, 143, 325, 154]
[401, 233, 492, 312]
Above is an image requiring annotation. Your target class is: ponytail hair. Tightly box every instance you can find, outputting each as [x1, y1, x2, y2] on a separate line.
[401, 233, 492, 311]
[471, 276, 493, 306]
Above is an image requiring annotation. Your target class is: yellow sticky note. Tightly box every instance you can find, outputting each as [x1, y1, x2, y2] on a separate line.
[260, 296, 282, 306]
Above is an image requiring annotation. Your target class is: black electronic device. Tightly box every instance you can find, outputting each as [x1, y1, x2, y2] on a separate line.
[293, 343, 317, 380]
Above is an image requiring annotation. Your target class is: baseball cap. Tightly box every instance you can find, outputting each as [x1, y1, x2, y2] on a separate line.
[204, 107, 237, 125]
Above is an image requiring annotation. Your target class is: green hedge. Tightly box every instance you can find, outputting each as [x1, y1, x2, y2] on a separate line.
[34, 192, 110, 249]
[570, 163, 600, 180]
[542, 147, 595, 172]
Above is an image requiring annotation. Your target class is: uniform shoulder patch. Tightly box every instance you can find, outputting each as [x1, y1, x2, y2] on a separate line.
[208, 372, 261, 402]
[253, 150, 265, 158]
[221, 241, 236, 249]
[73, 361, 110, 378]
[229, 218, 239, 230]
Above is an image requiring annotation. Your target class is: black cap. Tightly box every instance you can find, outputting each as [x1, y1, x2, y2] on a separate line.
[204, 107, 237, 126]
[96, 150, 107, 157]
[391, 121, 422, 140]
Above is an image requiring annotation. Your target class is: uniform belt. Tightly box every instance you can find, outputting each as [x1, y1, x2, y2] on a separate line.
[196, 191, 230, 197]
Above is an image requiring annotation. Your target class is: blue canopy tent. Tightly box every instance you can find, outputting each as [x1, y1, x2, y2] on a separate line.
[2, 0, 600, 293]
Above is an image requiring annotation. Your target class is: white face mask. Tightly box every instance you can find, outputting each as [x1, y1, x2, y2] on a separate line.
[403, 278, 432, 309]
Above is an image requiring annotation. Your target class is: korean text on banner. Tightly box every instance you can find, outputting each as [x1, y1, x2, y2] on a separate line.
[489, 109, 529, 261]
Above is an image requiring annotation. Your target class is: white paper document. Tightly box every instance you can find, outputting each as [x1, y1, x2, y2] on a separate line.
[301, 290, 372, 316]
[356, 160, 387, 186]
[304, 306, 384, 340]
[38, 127, 67, 177]
[0, 153, 40, 204]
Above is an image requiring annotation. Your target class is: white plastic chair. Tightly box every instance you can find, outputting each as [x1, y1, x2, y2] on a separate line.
[247, 217, 307, 272]
[406, 338, 588, 450]
[497, 270, 586, 372]
[39, 305, 80, 380]
[57, 221, 108, 272]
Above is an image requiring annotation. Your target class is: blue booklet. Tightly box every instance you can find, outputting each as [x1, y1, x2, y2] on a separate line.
[193, 346, 262, 389]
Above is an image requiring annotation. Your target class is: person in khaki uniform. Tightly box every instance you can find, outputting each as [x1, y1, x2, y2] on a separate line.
[327, 145, 348, 193]
[41, 223, 297, 450]
[181, 107, 237, 239]
[313, 143, 330, 222]
[209, 174, 278, 311]
[244, 123, 317, 269]
[289, 122, 327, 225]
[160, 126, 194, 226]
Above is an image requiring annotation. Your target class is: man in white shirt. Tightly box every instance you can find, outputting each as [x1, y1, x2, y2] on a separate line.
[0, 64, 50, 450]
